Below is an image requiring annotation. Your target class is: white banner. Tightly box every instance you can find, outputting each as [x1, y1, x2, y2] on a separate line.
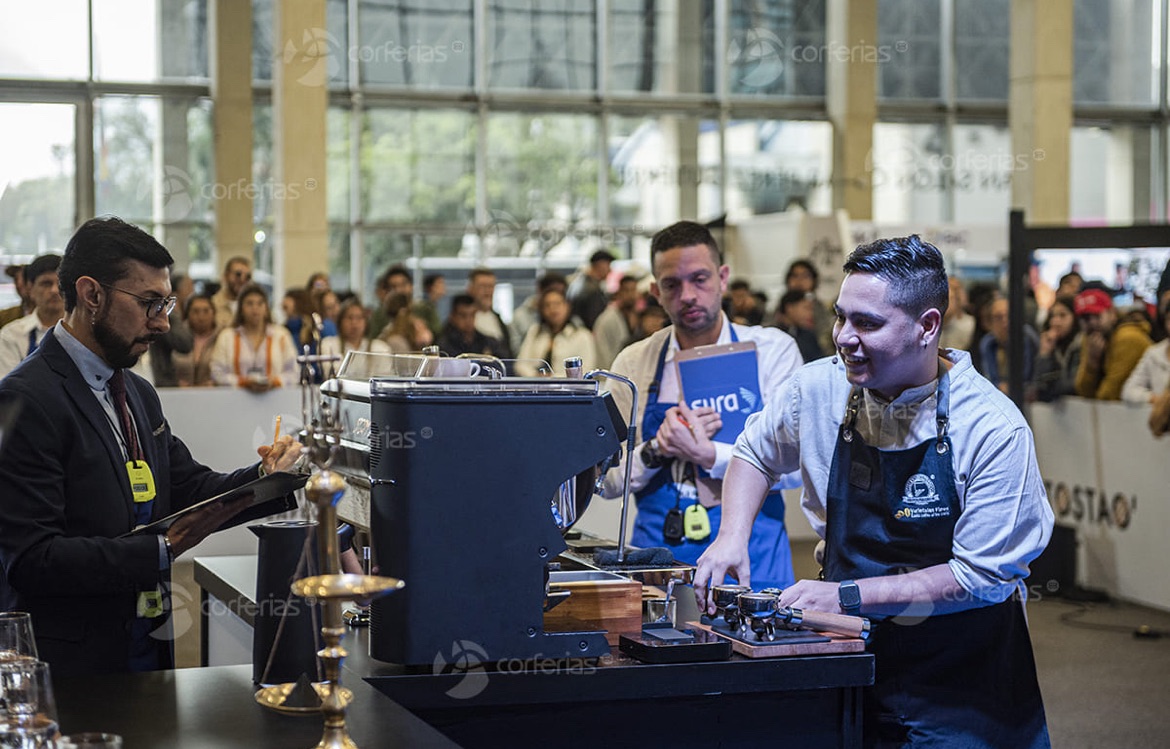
[1031, 398, 1168, 611]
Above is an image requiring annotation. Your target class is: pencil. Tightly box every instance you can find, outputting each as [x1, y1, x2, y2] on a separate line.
[273, 415, 282, 446]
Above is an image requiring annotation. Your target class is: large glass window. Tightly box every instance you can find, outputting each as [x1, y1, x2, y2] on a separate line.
[358, 0, 474, 89]
[0, 0, 89, 80]
[93, 0, 208, 82]
[871, 122, 949, 224]
[608, 0, 717, 95]
[609, 114, 720, 231]
[727, 0, 826, 97]
[485, 113, 600, 257]
[362, 108, 475, 226]
[725, 119, 832, 218]
[1070, 124, 1157, 223]
[954, 0, 1009, 101]
[487, 0, 597, 91]
[93, 95, 214, 267]
[1074, 0, 1159, 106]
[0, 103, 77, 260]
[876, 0, 942, 100]
[253, 0, 350, 87]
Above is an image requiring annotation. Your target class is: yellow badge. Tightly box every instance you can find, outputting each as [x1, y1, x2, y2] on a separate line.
[137, 588, 164, 618]
[126, 460, 156, 503]
[684, 503, 711, 541]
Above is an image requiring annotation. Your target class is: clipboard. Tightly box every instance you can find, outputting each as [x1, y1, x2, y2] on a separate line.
[122, 471, 308, 538]
[674, 340, 762, 445]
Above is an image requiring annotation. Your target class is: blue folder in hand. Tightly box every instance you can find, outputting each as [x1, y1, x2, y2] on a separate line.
[675, 341, 762, 445]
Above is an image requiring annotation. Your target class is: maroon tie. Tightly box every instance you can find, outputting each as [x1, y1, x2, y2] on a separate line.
[108, 369, 143, 461]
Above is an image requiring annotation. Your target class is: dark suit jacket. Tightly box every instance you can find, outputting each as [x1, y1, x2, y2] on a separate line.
[0, 329, 259, 674]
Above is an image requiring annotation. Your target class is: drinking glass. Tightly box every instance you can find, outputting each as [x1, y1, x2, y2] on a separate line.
[0, 614, 37, 663]
[0, 660, 58, 748]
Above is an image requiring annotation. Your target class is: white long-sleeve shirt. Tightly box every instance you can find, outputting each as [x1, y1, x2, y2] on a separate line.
[210, 325, 298, 387]
[732, 349, 1054, 603]
[1121, 339, 1170, 405]
[601, 314, 803, 499]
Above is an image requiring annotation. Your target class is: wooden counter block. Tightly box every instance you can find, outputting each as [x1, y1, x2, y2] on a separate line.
[688, 619, 867, 657]
[544, 575, 643, 647]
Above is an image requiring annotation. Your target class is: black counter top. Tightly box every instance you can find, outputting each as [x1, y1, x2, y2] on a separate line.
[53, 663, 460, 749]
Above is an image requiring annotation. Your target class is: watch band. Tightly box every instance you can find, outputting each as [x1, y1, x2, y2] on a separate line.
[838, 579, 862, 615]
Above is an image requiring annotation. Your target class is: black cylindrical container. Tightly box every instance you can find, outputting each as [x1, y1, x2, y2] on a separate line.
[250, 520, 322, 685]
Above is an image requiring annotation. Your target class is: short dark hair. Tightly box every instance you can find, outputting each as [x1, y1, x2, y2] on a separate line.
[729, 279, 752, 293]
[843, 235, 949, 318]
[60, 217, 174, 312]
[377, 265, 410, 291]
[1058, 271, 1083, 289]
[650, 221, 722, 266]
[589, 250, 614, 265]
[450, 293, 477, 311]
[537, 271, 568, 292]
[786, 259, 819, 288]
[423, 273, 444, 292]
[24, 254, 62, 287]
[468, 267, 495, 283]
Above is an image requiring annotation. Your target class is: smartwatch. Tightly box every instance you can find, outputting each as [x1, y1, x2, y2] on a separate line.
[640, 438, 666, 469]
[838, 580, 862, 615]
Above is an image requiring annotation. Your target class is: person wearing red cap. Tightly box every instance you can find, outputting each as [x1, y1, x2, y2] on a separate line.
[1074, 287, 1151, 400]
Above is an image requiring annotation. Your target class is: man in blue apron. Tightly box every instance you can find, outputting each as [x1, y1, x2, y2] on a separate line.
[603, 221, 804, 589]
[695, 235, 1052, 747]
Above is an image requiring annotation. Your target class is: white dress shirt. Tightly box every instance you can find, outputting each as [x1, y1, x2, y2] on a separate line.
[0, 313, 53, 378]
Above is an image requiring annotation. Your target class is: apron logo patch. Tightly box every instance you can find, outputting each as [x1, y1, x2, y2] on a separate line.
[895, 473, 951, 520]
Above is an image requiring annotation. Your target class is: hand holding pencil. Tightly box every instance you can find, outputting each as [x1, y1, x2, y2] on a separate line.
[257, 414, 303, 474]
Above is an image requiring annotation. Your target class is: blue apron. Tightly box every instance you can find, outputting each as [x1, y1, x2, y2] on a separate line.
[629, 329, 793, 590]
[824, 373, 1049, 748]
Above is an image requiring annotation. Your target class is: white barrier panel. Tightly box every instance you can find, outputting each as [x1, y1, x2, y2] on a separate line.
[157, 387, 304, 557]
[1031, 398, 1169, 612]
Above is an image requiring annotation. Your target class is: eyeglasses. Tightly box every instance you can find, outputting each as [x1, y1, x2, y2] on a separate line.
[100, 283, 177, 319]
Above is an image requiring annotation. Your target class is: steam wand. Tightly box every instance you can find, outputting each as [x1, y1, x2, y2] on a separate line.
[584, 369, 638, 564]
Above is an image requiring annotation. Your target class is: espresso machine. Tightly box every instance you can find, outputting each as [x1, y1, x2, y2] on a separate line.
[320, 353, 627, 666]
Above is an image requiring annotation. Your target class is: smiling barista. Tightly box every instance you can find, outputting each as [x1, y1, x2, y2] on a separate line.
[601, 221, 803, 588]
[695, 235, 1053, 746]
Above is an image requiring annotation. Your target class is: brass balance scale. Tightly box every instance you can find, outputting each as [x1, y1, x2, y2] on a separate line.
[252, 344, 405, 749]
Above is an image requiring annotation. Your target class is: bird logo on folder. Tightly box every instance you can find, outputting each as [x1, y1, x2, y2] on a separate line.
[675, 341, 762, 445]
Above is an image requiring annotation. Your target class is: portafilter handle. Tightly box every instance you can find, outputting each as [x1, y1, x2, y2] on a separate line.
[585, 369, 638, 565]
[779, 607, 871, 640]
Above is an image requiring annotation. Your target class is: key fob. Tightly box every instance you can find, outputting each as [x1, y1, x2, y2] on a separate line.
[663, 507, 684, 545]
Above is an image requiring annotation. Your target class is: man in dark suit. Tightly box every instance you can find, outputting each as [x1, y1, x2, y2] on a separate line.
[0, 217, 303, 675]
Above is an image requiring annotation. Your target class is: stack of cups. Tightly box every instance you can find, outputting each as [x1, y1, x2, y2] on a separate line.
[0, 612, 122, 748]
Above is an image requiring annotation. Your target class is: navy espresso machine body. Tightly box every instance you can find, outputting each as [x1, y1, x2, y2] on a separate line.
[364, 377, 625, 666]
